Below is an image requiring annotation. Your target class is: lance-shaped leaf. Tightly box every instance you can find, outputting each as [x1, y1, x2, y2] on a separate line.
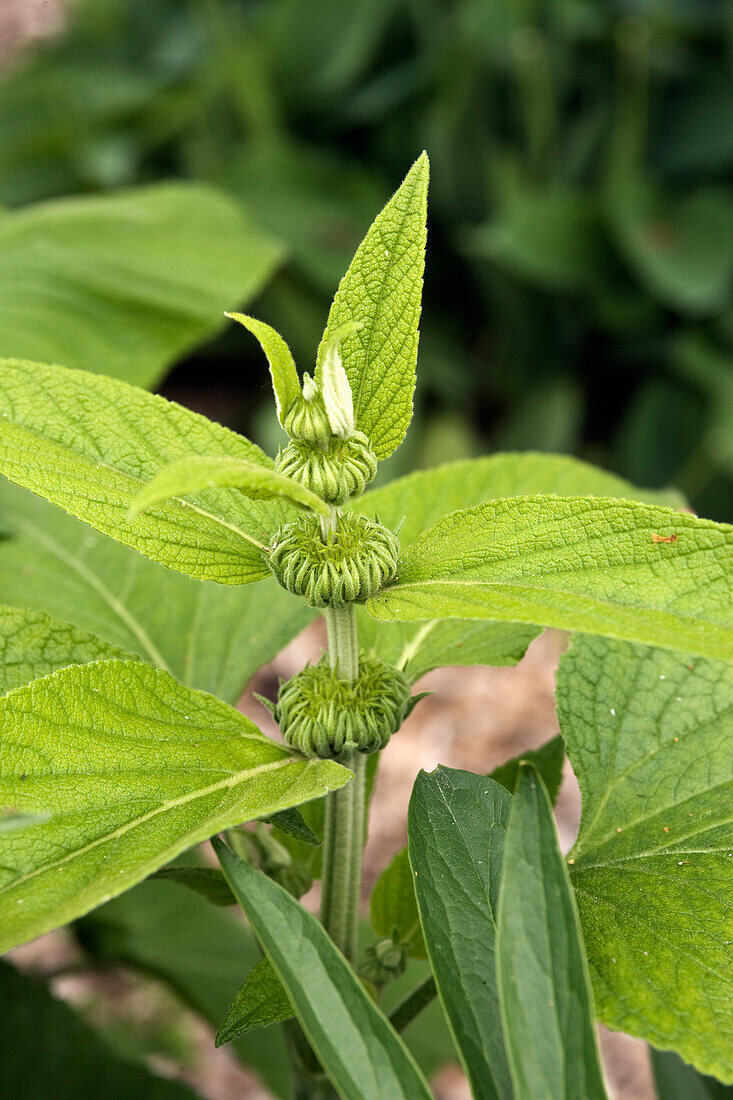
[0, 603, 131, 695]
[0, 659, 350, 951]
[226, 313, 301, 425]
[214, 838, 433, 1100]
[317, 153, 429, 460]
[0, 183, 283, 390]
[129, 454, 330, 519]
[0, 481, 315, 704]
[216, 957, 293, 1045]
[0, 358, 292, 584]
[560, 635, 733, 1083]
[496, 766, 607, 1100]
[407, 767, 514, 1100]
[321, 321, 362, 439]
[0, 961, 197, 1100]
[371, 848, 426, 959]
[356, 451, 682, 678]
[367, 495, 733, 663]
[489, 734, 565, 806]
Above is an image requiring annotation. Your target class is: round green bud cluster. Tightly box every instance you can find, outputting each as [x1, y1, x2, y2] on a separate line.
[275, 655, 412, 758]
[267, 512, 398, 609]
[360, 937, 407, 988]
[282, 376, 331, 448]
[275, 431, 377, 507]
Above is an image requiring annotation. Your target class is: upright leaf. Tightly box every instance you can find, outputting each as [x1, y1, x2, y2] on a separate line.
[0, 604, 130, 695]
[0, 961, 196, 1099]
[0, 659, 349, 950]
[317, 153, 429, 459]
[356, 451, 682, 677]
[0, 481, 314, 704]
[368, 495, 733, 662]
[226, 313, 301, 424]
[407, 767, 514, 1100]
[489, 734, 565, 805]
[560, 635, 733, 1082]
[496, 767, 607, 1100]
[0, 359, 291, 583]
[0, 183, 283, 388]
[214, 838, 433, 1100]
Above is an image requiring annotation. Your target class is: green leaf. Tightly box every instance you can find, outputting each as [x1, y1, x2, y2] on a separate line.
[356, 452, 683, 678]
[489, 734, 565, 806]
[0, 358, 290, 584]
[0, 659, 350, 951]
[496, 766, 607, 1100]
[370, 848, 426, 959]
[76, 878, 291, 1099]
[129, 454, 330, 519]
[0, 183, 283, 388]
[0, 960, 197, 1099]
[407, 766, 513, 1100]
[0, 481, 315, 704]
[149, 866, 236, 907]
[316, 153, 429, 460]
[560, 635, 733, 1082]
[652, 1048, 733, 1099]
[368, 495, 733, 663]
[214, 837, 433, 1100]
[216, 957, 293, 1045]
[225, 312, 301, 425]
[0, 603, 130, 695]
[264, 807, 321, 846]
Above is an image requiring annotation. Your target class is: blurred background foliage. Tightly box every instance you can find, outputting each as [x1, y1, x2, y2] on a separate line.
[0, 0, 731, 517]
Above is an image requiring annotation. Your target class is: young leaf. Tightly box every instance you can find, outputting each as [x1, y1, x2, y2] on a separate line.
[263, 807, 321, 846]
[0, 358, 291, 583]
[214, 838, 433, 1100]
[321, 321, 362, 438]
[407, 767, 514, 1100]
[0, 481, 315, 703]
[216, 957, 293, 1045]
[317, 153, 429, 459]
[129, 454, 330, 519]
[0, 659, 350, 951]
[356, 451, 683, 678]
[0, 603, 131, 695]
[370, 848, 426, 959]
[225, 313, 301, 425]
[651, 1048, 733, 1099]
[0, 183, 283, 390]
[559, 635, 733, 1082]
[496, 766, 608, 1100]
[0, 961, 197, 1099]
[489, 734, 565, 806]
[149, 867, 235, 907]
[367, 495, 733, 663]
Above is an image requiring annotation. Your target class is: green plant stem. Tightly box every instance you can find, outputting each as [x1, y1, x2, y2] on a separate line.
[388, 976, 437, 1033]
[324, 603, 359, 680]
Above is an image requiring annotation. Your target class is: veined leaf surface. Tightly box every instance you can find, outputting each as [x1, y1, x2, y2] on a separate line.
[0, 659, 349, 951]
[560, 635, 733, 1082]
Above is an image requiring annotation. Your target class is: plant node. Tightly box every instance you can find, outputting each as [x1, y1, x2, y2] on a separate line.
[275, 655, 412, 758]
[267, 512, 398, 608]
[276, 431, 377, 506]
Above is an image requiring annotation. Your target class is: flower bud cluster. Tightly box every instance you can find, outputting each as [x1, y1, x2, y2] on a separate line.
[276, 431, 377, 507]
[360, 936, 407, 987]
[275, 655, 412, 758]
[267, 512, 398, 609]
[282, 375, 331, 449]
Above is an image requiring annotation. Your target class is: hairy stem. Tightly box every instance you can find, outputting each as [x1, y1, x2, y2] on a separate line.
[388, 976, 437, 1033]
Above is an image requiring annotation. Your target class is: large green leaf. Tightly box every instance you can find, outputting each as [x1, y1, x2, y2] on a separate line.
[316, 153, 429, 460]
[356, 452, 683, 678]
[367, 495, 733, 662]
[370, 848, 426, 959]
[0, 358, 291, 583]
[214, 838, 433, 1100]
[77, 878, 292, 1099]
[560, 635, 733, 1082]
[0, 481, 314, 704]
[0, 961, 196, 1100]
[0, 183, 283, 388]
[0, 603, 130, 695]
[496, 766, 607, 1100]
[407, 767, 513, 1100]
[0, 659, 349, 951]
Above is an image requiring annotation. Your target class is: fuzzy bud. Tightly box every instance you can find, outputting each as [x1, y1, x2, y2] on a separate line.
[275, 655, 412, 758]
[275, 431, 377, 507]
[283, 374, 331, 448]
[359, 937, 407, 987]
[267, 512, 399, 609]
